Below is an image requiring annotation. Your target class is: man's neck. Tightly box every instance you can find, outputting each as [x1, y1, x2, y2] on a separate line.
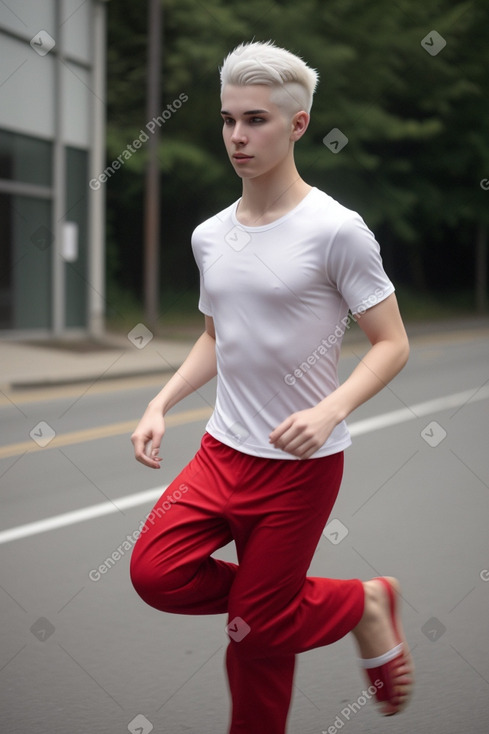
[236, 165, 312, 227]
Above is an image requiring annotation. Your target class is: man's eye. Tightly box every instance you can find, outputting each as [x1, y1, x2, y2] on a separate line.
[222, 118, 234, 125]
[250, 117, 265, 124]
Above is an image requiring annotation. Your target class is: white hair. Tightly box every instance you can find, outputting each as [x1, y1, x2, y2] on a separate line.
[220, 41, 319, 115]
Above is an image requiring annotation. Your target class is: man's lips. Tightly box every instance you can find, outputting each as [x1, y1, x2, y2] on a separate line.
[233, 153, 253, 160]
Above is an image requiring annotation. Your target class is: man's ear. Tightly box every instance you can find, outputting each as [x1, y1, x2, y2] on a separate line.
[290, 110, 310, 142]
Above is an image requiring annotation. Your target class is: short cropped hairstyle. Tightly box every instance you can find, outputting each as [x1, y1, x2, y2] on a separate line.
[220, 41, 319, 116]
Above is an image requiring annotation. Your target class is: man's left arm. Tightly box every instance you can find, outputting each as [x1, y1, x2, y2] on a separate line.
[269, 293, 409, 459]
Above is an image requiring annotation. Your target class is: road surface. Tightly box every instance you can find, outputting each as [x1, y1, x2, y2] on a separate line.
[1, 327, 488, 733]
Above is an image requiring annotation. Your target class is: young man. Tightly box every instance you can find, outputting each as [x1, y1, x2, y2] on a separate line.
[130, 41, 413, 734]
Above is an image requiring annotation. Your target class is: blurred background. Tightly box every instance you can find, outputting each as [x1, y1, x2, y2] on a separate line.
[1, 5, 489, 733]
[1, 0, 488, 338]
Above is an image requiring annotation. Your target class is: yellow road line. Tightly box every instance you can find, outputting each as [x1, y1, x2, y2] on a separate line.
[0, 406, 213, 460]
[0, 374, 169, 407]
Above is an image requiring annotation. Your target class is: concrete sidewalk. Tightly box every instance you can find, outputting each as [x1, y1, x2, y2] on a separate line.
[2, 316, 489, 392]
[0, 332, 195, 391]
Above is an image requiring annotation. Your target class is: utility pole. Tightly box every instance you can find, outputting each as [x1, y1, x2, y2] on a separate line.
[476, 221, 488, 313]
[144, 0, 162, 332]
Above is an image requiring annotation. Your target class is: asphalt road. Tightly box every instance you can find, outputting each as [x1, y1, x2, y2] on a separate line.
[1, 328, 489, 734]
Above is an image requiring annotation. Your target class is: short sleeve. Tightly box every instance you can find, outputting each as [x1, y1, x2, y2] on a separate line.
[191, 228, 213, 316]
[327, 215, 395, 315]
[198, 269, 213, 316]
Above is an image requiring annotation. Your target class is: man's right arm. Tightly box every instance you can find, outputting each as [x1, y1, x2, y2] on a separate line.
[131, 315, 217, 468]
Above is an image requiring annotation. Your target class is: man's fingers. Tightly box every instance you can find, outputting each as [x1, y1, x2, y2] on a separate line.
[136, 447, 161, 469]
[270, 412, 326, 458]
[146, 438, 159, 456]
[270, 420, 302, 450]
[130, 433, 146, 456]
[138, 456, 161, 469]
[280, 436, 310, 457]
[269, 417, 292, 444]
[131, 433, 162, 468]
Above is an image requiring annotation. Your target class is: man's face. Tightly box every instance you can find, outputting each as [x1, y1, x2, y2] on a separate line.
[220, 85, 296, 180]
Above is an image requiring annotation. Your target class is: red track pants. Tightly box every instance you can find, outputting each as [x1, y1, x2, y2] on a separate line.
[130, 433, 364, 733]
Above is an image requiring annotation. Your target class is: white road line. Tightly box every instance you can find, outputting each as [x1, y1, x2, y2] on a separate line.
[1, 385, 488, 545]
[349, 385, 489, 436]
[0, 486, 169, 545]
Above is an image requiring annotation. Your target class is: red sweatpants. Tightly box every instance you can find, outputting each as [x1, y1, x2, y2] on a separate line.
[130, 433, 364, 734]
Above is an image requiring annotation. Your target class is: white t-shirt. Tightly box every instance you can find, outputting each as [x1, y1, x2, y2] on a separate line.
[191, 186, 394, 459]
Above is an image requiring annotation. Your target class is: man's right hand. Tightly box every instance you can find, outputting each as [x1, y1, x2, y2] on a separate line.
[130, 318, 217, 469]
[131, 402, 166, 469]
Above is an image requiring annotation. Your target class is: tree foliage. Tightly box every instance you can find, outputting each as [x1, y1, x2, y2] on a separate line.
[105, 0, 489, 311]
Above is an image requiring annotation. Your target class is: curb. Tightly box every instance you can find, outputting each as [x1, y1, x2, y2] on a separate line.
[5, 366, 177, 392]
[2, 318, 489, 393]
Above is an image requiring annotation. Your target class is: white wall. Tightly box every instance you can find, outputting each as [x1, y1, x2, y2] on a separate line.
[0, 0, 93, 147]
[0, 33, 56, 140]
[0, 0, 56, 38]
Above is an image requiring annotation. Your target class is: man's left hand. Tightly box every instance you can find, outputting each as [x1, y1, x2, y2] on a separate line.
[269, 404, 337, 459]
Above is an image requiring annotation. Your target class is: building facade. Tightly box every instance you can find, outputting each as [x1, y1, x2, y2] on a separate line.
[0, 0, 107, 337]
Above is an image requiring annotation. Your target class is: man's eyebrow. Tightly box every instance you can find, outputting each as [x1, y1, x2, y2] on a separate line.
[220, 109, 269, 116]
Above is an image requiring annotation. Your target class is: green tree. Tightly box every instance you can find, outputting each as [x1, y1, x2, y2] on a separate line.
[105, 0, 488, 323]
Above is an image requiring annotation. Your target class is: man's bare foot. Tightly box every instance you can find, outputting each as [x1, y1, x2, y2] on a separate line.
[351, 576, 414, 715]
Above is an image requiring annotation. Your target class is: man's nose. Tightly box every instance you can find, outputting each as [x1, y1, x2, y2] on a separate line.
[231, 123, 247, 144]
